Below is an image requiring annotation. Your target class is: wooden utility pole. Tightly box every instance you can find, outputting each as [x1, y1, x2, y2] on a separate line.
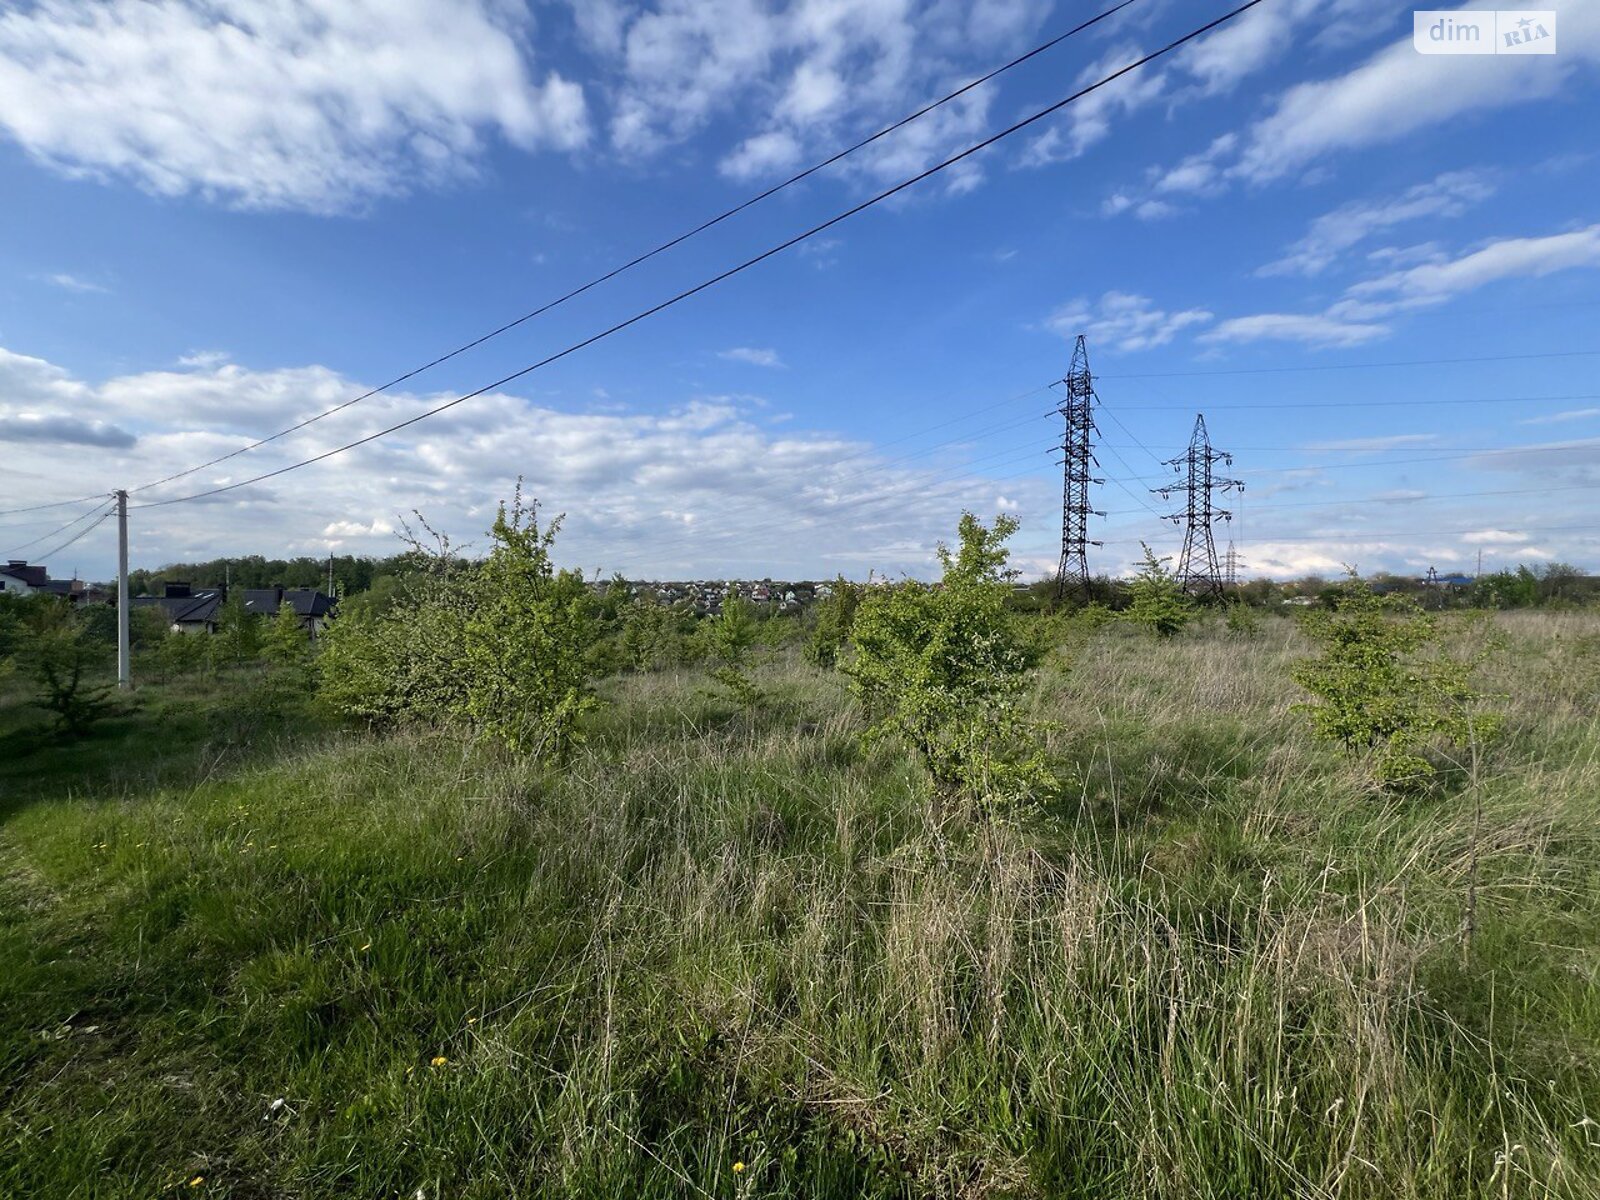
[116, 489, 130, 690]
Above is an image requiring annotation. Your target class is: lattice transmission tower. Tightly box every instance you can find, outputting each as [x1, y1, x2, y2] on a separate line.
[1054, 334, 1104, 598]
[1154, 414, 1243, 598]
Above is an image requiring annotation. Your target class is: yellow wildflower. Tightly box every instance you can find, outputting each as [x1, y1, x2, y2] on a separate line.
[732, 1161, 745, 1174]
[431, 1055, 449, 1067]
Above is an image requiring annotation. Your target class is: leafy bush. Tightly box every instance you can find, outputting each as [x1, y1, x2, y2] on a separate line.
[845, 512, 1048, 815]
[461, 492, 599, 759]
[804, 576, 860, 669]
[1291, 573, 1499, 786]
[1123, 544, 1192, 638]
[618, 597, 695, 671]
[1224, 602, 1262, 637]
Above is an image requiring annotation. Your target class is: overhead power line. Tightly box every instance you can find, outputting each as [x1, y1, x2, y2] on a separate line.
[30, 503, 116, 562]
[121, 0, 1140, 499]
[0, 491, 112, 519]
[131, 0, 1266, 511]
[1098, 349, 1600, 380]
[1, 499, 115, 557]
[1107, 391, 1600, 411]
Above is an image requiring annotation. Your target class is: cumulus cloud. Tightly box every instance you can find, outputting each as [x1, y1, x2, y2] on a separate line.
[0, 344, 1059, 581]
[590, 0, 1048, 196]
[1045, 291, 1213, 352]
[0, 0, 590, 213]
[1259, 171, 1494, 277]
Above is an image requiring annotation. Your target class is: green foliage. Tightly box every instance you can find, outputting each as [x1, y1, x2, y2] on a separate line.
[18, 599, 115, 736]
[1291, 573, 1499, 786]
[618, 597, 695, 671]
[845, 512, 1048, 814]
[1474, 565, 1539, 609]
[210, 590, 260, 668]
[703, 594, 761, 707]
[461, 491, 599, 759]
[1123, 544, 1193, 638]
[316, 572, 471, 730]
[259, 600, 309, 671]
[1224, 601, 1262, 637]
[803, 576, 860, 669]
[150, 629, 210, 681]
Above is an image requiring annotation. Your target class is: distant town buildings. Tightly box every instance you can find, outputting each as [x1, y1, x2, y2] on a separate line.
[0, 559, 106, 602]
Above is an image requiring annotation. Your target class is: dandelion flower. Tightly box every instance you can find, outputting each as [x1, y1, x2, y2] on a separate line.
[733, 1161, 745, 1174]
[431, 1055, 449, 1067]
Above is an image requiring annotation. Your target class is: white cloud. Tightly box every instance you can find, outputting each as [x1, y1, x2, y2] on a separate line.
[1260, 171, 1494, 277]
[0, 1, 590, 213]
[41, 272, 111, 294]
[1304, 434, 1439, 451]
[717, 347, 785, 369]
[1522, 409, 1600, 426]
[591, 0, 1046, 197]
[0, 343, 1059, 580]
[1020, 43, 1167, 167]
[1334, 224, 1600, 320]
[1046, 291, 1213, 352]
[1200, 312, 1388, 348]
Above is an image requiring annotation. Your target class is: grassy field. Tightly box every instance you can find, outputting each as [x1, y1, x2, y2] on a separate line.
[3, 612, 1598, 1198]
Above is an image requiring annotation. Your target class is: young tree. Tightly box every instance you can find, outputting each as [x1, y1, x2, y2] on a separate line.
[1123, 544, 1193, 638]
[845, 512, 1048, 815]
[260, 599, 310, 671]
[21, 599, 114, 736]
[461, 489, 599, 759]
[211, 590, 261, 668]
[1292, 572, 1498, 786]
[703, 594, 761, 707]
[803, 576, 860, 669]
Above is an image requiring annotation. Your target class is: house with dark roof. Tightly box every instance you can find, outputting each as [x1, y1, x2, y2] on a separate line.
[0, 560, 50, 594]
[1, 560, 98, 601]
[129, 582, 227, 634]
[241, 585, 337, 637]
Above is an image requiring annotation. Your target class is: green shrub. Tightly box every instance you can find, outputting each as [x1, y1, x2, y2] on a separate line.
[804, 577, 860, 669]
[618, 597, 694, 671]
[1123, 544, 1192, 638]
[460, 491, 599, 759]
[1224, 602, 1261, 637]
[845, 512, 1048, 815]
[1291, 573, 1499, 786]
[319, 492, 597, 763]
[703, 594, 761, 708]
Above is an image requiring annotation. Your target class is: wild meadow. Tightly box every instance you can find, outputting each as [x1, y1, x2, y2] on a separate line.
[3, 594, 1598, 1198]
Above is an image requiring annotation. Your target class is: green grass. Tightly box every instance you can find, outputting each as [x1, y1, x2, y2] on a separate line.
[3, 613, 1599, 1198]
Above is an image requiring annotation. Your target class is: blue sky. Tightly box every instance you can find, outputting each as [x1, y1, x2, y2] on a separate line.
[1, 0, 1598, 582]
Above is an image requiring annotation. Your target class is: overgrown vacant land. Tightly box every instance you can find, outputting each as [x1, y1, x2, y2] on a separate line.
[3, 613, 1599, 1197]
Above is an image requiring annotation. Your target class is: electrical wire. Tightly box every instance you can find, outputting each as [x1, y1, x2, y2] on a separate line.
[130, 0, 1267, 511]
[0, 499, 115, 556]
[1106, 391, 1600, 411]
[0, 491, 112, 518]
[29, 504, 115, 562]
[122, 0, 1141, 498]
[1097, 350, 1600, 380]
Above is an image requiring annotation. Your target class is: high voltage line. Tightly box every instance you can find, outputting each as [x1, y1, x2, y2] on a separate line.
[106, 1, 1138, 502]
[1097, 350, 1600, 379]
[127, 0, 1266, 511]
